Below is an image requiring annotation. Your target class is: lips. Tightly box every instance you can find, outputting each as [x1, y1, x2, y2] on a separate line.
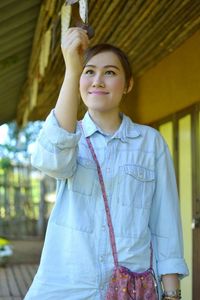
[88, 91, 109, 95]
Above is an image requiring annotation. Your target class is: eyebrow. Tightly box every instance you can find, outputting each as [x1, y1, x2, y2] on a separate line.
[85, 64, 120, 70]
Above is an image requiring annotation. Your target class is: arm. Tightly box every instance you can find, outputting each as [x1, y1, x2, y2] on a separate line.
[149, 138, 189, 295]
[31, 28, 89, 179]
[55, 27, 89, 132]
[31, 110, 81, 179]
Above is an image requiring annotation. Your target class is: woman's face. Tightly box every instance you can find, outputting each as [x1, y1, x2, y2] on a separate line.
[80, 51, 127, 114]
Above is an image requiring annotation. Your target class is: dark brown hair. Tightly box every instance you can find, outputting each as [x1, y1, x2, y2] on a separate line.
[84, 44, 133, 89]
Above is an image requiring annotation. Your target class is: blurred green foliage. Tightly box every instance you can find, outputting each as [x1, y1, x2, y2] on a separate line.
[0, 121, 43, 164]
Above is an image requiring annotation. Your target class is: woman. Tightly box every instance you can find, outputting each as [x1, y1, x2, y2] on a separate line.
[25, 28, 188, 299]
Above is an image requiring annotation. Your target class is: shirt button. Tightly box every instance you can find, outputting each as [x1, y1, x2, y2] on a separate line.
[100, 255, 104, 262]
[102, 225, 106, 231]
[106, 168, 110, 173]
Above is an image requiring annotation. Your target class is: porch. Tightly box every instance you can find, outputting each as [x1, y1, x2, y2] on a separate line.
[0, 240, 43, 300]
[0, 264, 38, 300]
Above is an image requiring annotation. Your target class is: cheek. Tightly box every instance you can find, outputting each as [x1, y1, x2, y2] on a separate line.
[79, 77, 90, 97]
[111, 78, 126, 93]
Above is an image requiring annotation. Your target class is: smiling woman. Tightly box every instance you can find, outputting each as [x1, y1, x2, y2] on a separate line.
[24, 27, 188, 300]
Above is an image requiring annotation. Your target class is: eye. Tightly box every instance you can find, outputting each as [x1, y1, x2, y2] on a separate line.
[105, 70, 116, 76]
[84, 69, 94, 75]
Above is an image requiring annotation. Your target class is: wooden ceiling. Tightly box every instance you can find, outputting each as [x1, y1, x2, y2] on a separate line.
[0, 0, 42, 125]
[1, 0, 200, 125]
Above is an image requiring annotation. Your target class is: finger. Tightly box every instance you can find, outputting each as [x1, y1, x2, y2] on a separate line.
[62, 34, 86, 51]
[62, 30, 89, 50]
[68, 39, 84, 54]
[63, 27, 88, 39]
[69, 28, 88, 43]
[62, 29, 88, 45]
[64, 33, 84, 49]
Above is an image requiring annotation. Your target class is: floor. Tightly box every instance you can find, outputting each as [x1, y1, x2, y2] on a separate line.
[0, 264, 38, 300]
[0, 240, 43, 300]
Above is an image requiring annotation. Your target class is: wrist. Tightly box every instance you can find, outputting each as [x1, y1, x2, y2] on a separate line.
[64, 71, 81, 80]
[161, 273, 180, 293]
[162, 288, 182, 299]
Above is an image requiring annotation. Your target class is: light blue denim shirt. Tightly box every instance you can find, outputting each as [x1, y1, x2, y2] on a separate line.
[25, 110, 188, 300]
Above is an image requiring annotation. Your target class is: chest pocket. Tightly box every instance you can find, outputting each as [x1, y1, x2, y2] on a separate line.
[118, 165, 155, 208]
[54, 157, 97, 233]
[71, 157, 96, 196]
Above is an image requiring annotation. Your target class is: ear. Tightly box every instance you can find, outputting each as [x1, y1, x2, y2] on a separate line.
[124, 77, 134, 94]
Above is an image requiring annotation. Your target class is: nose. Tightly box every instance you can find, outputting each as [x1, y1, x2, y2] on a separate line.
[92, 74, 105, 88]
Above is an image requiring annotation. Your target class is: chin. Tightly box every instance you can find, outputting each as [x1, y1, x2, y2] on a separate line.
[85, 102, 107, 111]
[88, 107, 107, 112]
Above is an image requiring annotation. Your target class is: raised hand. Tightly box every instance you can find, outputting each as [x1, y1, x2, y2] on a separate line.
[61, 27, 89, 76]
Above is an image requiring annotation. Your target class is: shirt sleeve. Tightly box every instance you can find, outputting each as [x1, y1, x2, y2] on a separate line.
[31, 110, 81, 179]
[149, 140, 189, 278]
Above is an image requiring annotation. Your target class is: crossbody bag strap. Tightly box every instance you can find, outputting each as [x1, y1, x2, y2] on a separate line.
[85, 135, 119, 268]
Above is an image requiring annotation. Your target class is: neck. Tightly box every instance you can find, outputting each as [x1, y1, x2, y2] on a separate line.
[88, 109, 122, 134]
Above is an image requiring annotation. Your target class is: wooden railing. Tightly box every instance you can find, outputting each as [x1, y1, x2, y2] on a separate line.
[0, 164, 55, 238]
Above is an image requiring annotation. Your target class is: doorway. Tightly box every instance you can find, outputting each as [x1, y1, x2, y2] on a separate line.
[152, 102, 200, 300]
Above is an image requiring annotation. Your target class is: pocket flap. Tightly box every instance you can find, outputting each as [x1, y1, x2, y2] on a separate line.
[124, 165, 155, 182]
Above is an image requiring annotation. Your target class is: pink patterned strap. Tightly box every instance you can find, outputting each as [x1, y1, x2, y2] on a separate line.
[85, 135, 119, 268]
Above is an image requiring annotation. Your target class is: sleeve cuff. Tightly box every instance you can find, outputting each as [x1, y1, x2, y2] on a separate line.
[41, 110, 81, 149]
[157, 258, 189, 279]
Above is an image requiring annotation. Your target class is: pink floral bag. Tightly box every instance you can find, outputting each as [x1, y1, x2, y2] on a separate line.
[84, 130, 158, 300]
[105, 265, 158, 300]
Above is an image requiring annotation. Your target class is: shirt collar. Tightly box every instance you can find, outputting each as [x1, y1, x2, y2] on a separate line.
[113, 114, 141, 142]
[81, 111, 99, 137]
[81, 111, 141, 141]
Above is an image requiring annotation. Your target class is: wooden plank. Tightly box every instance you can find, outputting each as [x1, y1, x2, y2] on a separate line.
[11, 266, 27, 297]
[26, 264, 38, 279]
[0, 268, 10, 296]
[0, 264, 38, 299]
[19, 265, 33, 287]
[5, 267, 21, 297]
